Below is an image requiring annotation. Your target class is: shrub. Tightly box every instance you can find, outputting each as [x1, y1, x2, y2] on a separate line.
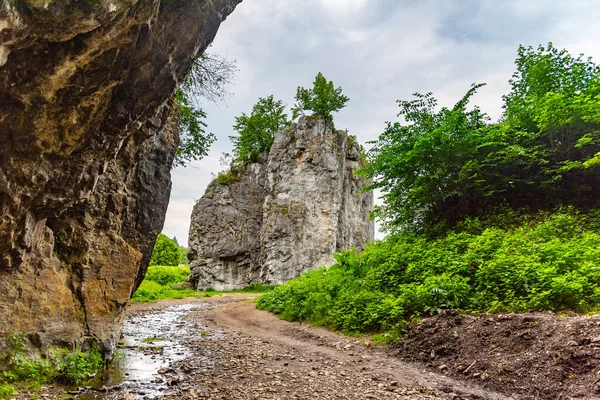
[0, 334, 104, 390]
[149, 234, 180, 266]
[144, 265, 190, 287]
[257, 210, 600, 340]
[215, 169, 241, 185]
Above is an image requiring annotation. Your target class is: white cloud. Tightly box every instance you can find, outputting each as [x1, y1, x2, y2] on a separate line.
[161, 0, 600, 246]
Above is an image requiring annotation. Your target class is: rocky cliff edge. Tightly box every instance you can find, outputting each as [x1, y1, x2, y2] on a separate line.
[188, 116, 374, 290]
[0, 0, 240, 357]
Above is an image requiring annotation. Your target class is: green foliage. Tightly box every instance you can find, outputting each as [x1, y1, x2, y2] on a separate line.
[131, 265, 274, 303]
[292, 72, 349, 119]
[230, 95, 291, 163]
[174, 53, 237, 168]
[0, 333, 104, 389]
[144, 265, 190, 286]
[257, 211, 600, 340]
[173, 88, 216, 168]
[359, 84, 491, 234]
[149, 234, 180, 267]
[0, 383, 15, 400]
[361, 44, 600, 235]
[132, 266, 193, 302]
[215, 169, 241, 185]
[178, 245, 188, 265]
[54, 344, 103, 384]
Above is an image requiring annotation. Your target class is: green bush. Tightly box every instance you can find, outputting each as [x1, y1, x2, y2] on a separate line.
[257, 210, 600, 339]
[0, 334, 104, 390]
[215, 169, 241, 185]
[149, 234, 180, 266]
[144, 265, 190, 287]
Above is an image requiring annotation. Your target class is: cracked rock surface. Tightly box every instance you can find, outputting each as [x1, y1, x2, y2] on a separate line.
[188, 116, 374, 291]
[0, 0, 240, 355]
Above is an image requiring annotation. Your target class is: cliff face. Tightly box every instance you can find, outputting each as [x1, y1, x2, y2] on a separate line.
[188, 116, 374, 290]
[0, 0, 240, 356]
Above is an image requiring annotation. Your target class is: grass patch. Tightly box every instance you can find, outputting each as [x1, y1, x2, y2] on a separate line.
[215, 169, 241, 185]
[141, 337, 165, 344]
[132, 266, 275, 303]
[0, 383, 15, 400]
[0, 333, 104, 397]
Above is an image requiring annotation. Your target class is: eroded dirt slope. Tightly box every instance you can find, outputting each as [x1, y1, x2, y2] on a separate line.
[395, 310, 600, 400]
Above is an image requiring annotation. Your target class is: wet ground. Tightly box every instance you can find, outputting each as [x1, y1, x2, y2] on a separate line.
[83, 303, 214, 398]
[15, 294, 599, 400]
[58, 294, 511, 400]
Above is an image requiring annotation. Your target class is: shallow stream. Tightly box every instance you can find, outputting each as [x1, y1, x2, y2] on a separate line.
[78, 303, 210, 399]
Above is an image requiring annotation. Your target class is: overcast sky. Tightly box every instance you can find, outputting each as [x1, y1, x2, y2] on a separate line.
[162, 0, 600, 246]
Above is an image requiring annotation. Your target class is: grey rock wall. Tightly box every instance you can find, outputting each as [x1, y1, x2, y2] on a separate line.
[188, 116, 374, 290]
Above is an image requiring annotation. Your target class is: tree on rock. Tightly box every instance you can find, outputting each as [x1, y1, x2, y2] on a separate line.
[230, 95, 291, 163]
[149, 234, 180, 266]
[292, 72, 349, 120]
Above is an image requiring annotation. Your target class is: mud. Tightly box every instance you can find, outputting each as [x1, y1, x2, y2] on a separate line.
[68, 295, 509, 400]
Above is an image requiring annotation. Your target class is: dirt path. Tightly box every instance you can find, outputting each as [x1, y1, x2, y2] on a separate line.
[150, 295, 512, 400]
[26, 295, 517, 400]
[17, 295, 597, 400]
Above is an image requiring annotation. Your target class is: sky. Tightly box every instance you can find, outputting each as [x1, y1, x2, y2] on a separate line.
[162, 0, 600, 246]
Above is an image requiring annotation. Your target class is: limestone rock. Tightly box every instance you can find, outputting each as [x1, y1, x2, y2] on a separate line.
[188, 159, 267, 291]
[188, 116, 374, 290]
[0, 0, 240, 357]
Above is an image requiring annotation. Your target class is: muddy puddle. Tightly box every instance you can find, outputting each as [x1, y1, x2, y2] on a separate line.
[77, 303, 221, 400]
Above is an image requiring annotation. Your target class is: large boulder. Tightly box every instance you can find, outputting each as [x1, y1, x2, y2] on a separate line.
[0, 0, 240, 357]
[188, 116, 374, 290]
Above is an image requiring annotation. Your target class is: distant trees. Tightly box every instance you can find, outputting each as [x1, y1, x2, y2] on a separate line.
[149, 234, 180, 266]
[360, 43, 600, 235]
[292, 72, 349, 119]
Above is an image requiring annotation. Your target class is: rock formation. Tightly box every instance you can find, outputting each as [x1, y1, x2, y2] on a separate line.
[188, 116, 374, 290]
[0, 0, 240, 357]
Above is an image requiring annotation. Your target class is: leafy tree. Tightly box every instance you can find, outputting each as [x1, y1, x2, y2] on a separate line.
[361, 44, 600, 235]
[360, 84, 492, 234]
[292, 72, 349, 119]
[174, 88, 216, 167]
[230, 95, 291, 163]
[174, 53, 237, 167]
[149, 234, 180, 266]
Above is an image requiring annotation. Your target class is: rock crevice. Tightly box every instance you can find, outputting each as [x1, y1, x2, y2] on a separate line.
[188, 116, 374, 290]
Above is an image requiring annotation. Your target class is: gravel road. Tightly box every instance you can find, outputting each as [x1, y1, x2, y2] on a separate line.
[146, 295, 512, 400]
